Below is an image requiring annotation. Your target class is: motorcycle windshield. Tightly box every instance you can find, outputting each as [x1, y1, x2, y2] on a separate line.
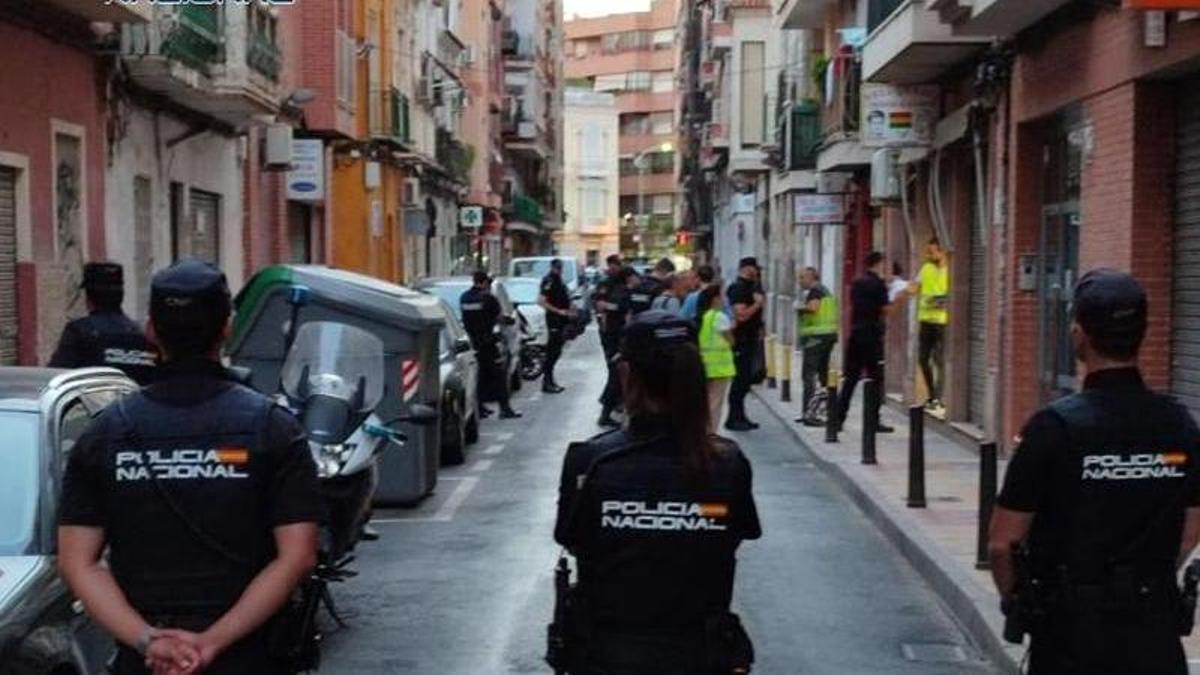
[281, 321, 385, 412]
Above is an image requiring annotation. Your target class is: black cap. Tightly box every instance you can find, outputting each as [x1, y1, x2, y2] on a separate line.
[150, 259, 231, 332]
[1072, 269, 1147, 338]
[619, 311, 696, 367]
[82, 262, 124, 293]
[472, 270, 490, 285]
[738, 257, 758, 270]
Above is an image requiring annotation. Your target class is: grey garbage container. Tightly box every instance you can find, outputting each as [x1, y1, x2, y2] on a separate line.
[228, 265, 444, 505]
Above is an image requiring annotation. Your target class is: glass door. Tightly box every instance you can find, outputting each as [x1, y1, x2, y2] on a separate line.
[1039, 205, 1080, 400]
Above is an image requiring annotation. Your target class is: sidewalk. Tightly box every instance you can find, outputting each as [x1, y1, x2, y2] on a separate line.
[752, 357, 1200, 674]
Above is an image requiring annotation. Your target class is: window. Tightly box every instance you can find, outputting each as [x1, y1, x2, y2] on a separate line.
[53, 131, 83, 262]
[580, 180, 608, 226]
[651, 71, 674, 93]
[627, 71, 652, 91]
[594, 73, 626, 92]
[652, 194, 674, 215]
[337, 31, 356, 107]
[620, 113, 651, 136]
[740, 41, 766, 146]
[573, 39, 588, 58]
[650, 111, 673, 135]
[580, 123, 607, 175]
[653, 29, 673, 49]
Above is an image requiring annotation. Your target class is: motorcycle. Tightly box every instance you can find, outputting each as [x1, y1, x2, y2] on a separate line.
[517, 311, 547, 382]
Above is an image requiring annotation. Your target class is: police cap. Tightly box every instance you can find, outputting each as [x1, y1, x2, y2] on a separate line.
[738, 257, 758, 271]
[150, 259, 232, 333]
[472, 270, 491, 285]
[81, 262, 124, 293]
[1072, 268, 1147, 338]
[619, 310, 696, 367]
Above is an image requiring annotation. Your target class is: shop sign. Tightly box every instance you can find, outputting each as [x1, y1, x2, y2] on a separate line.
[287, 139, 325, 201]
[793, 193, 845, 225]
[861, 84, 939, 148]
[731, 192, 756, 214]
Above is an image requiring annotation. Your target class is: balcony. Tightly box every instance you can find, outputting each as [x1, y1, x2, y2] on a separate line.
[817, 52, 873, 172]
[778, 0, 839, 29]
[120, 5, 284, 127]
[619, 172, 677, 196]
[436, 129, 474, 184]
[369, 89, 411, 144]
[44, 0, 152, 22]
[861, 0, 991, 84]
[502, 98, 549, 159]
[931, 0, 1073, 37]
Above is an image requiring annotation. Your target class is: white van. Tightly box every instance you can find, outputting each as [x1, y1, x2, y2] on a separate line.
[509, 256, 580, 293]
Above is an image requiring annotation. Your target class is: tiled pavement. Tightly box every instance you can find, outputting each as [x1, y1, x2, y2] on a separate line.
[751, 355, 1200, 674]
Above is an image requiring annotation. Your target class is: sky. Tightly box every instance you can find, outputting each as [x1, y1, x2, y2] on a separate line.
[563, 0, 651, 19]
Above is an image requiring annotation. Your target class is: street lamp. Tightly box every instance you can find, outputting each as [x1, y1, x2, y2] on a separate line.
[633, 141, 674, 258]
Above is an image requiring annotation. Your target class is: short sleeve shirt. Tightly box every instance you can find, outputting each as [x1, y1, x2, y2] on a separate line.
[540, 272, 571, 328]
[849, 272, 888, 331]
[727, 278, 762, 345]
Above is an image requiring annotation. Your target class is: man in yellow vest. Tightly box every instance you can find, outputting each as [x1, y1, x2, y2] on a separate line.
[796, 266, 838, 427]
[911, 238, 949, 412]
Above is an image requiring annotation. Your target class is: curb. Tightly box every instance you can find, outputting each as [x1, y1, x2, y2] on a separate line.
[753, 390, 1023, 673]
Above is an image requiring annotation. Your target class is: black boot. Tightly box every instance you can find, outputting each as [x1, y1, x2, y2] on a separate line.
[597, 408, 619, 428]
[500, 407, 523, 419]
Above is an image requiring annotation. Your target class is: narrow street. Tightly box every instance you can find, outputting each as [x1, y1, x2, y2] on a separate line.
[321, 330, 999, 674]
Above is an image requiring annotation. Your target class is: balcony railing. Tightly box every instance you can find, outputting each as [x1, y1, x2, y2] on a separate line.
[868, 0, 908, 33]
[163, 5, 223, 72]
[247, 31, 281, 80]
[822, 52, 861, 138]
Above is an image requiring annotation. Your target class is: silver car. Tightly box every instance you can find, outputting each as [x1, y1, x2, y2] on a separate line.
[0, 367, 137, 675]
[434, 299, 480, 466]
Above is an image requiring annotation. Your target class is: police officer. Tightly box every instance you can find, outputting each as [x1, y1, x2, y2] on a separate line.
[628, 258, 674, 317]
[554, 311, 762, 674]
[796, 266, 838, 427]
[57, 259, 323, 675]
[539, 258, 573, 394]
[835, 251, 893, 434]
[725, 257, 765, 432]
[988, 269, 1200, 675]
[461, 270, 521, 419]
[593, 259, 632, 428]
[49, 262, 158, 384]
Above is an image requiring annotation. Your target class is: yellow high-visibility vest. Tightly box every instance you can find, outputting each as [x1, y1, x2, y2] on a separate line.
[699, 309, 736, 379]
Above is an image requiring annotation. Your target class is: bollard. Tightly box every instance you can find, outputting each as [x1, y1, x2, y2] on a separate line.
[906, 406, 927, 508]
[976, 441, 998, 570]
[861, 379, 878, 465]
[824, 370, 839, 443]
[780, 343, 793, 402]
[766, 335, 778, 389]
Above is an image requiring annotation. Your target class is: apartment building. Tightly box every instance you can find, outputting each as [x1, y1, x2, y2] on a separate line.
[559, 89, 621, 267]
[564, 0, 681, 259]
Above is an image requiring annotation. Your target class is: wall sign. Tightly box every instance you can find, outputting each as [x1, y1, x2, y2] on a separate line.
[460, 205, 483, 229]
[793, 193, 845, 225]
[287, 139, 324, 202]
[861, 84, 939, 148]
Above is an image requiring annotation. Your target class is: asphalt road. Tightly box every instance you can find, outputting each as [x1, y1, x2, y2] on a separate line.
[320, 329, 1000, 674]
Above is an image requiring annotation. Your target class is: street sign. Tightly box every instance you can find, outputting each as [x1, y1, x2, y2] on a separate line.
[287, 139, 324, 202]
[460, 205, 483, 229]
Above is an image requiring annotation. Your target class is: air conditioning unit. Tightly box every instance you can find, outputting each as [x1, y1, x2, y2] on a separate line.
[462, 45, 475, 66]
[263, 123, 293, 170]
[402, 177, 422, 206]
[870, 148, 901, 205]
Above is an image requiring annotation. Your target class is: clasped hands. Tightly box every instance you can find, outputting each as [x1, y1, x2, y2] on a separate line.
[144, 629, 222, 675]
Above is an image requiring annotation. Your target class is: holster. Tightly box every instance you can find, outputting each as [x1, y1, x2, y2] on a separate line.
[703, 612, 755, 674]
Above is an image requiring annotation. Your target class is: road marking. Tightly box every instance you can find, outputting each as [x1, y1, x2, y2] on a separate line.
[530, 394, 543, 403]
[471, 459, 494, 472]
[496, 432, 514, 441]
[482, 443, 505, 456]
[370, 476, 480, 523]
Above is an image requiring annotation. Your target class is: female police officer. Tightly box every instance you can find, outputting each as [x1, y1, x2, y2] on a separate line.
[554, 310, 762, 674]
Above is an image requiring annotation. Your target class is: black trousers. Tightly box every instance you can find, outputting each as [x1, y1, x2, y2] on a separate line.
[918, 322, 945, 402]
[836, 329, 884, 427]
[573, 631, 706, 675]
[1028, 604, 1185, 675]
[599, 331, 621, 410]
[475, 341, 511, 411]
[545, 323, 566, 385]
[801, 335, 837, 414]
[727, 340, 758, 422]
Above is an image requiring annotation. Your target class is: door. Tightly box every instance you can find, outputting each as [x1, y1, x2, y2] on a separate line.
[0, 167, 16, 365]
[1039, 205, 1081, 400]
[967, 181, 988, 424]
[179, 189, 221, 264]
[1171, 79, 1200, 417]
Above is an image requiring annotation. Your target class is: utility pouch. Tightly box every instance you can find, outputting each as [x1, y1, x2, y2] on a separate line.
[704, 612, 754, 674]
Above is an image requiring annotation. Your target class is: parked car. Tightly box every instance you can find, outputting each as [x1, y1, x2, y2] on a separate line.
[413, 277, 523, 393]
[509, 256, 580, 294]
[433, 299, 479, 465]
[0, 367, 138, 675]
[498, 277, 548, 347]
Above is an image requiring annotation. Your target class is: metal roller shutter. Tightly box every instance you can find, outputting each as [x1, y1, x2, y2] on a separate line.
[968, 181, 987, 424]
[0, 167, 17, 365]
[1171, 80, 1200, 417]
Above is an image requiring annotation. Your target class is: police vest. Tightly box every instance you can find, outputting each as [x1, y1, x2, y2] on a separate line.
[104, 385, 279, 616]
[798, 288, 838, 338]
[628, 278, 663, 317]
[699, 309, 736, 379]
[65, 313, 159, 384]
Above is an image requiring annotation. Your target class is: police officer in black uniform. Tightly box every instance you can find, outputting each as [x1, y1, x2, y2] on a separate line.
[555, 311, 762, 674]
[989, 269, 1200, 675]
[594, 264, 636, 428]
[461, 270, 521, 419]
[835, 251, 893, 433]
[57, 259, 323, 675]
[539, 258, 573, 394]
[627, 258, 674, 318]
[49, 262, 158, 384]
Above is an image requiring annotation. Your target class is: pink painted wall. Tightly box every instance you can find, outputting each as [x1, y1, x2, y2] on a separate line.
[0, 21, 107, 262]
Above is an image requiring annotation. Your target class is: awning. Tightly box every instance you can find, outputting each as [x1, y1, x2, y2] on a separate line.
[506, 221, 539, 235]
